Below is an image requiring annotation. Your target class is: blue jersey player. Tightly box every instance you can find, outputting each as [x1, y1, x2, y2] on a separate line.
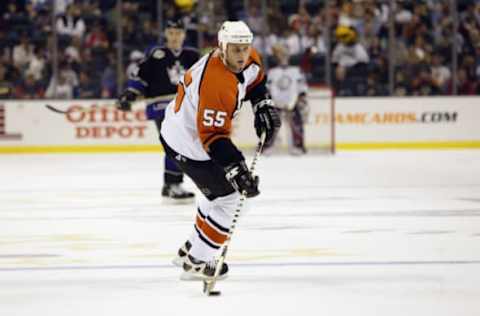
[117, 18, 200, 203]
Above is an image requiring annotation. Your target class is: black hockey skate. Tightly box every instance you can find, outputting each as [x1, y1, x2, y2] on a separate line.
[181, 254, 229, 281]
[172, 240, 192, 267]
[161, 184, 195, 204]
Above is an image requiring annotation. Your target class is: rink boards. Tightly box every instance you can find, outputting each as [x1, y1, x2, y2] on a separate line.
[0, 96, 479, 153]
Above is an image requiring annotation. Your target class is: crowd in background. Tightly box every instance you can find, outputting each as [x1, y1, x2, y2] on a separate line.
[0, 0, 479, 99]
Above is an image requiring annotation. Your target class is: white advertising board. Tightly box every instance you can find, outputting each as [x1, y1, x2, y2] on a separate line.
[1, 96, 479, 153]
[329, 97, 479, 146]
[231, 96, 480, 150]
[0, 100, 160, 153]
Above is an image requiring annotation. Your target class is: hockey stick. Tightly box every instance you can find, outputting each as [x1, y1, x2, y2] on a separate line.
[203, 132, 267, 296]
[44, 94, 176, 114]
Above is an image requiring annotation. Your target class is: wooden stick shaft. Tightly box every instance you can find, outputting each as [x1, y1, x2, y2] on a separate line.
[204, 133, 267, 295]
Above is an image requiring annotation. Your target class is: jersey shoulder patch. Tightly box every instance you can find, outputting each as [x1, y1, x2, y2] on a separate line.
[151, 48, 166, 59]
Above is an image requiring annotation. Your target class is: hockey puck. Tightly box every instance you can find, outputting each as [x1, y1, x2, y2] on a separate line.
[203, 281, 222, 296]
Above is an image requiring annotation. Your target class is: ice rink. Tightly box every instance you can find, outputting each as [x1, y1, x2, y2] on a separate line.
[1, 150, 480, 316]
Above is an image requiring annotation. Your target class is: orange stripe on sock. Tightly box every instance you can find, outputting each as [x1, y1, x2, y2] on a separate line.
[200, 221, 228, 245]
[196, 214, 204, 228]
[196, 213, 228, 245]
[196, 214, 228, 245]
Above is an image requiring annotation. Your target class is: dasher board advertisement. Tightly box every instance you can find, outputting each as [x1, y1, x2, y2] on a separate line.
[1, 97, 479, 153]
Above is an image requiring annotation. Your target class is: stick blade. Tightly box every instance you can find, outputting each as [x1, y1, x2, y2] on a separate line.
[45, 104, 68, 114]
[203, 280, 221, 296]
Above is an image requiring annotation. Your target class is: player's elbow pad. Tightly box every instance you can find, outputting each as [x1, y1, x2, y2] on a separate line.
[208, 138, 245, 168]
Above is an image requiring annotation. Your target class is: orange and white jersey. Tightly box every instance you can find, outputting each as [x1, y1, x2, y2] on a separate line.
[160, 48, 265, 161]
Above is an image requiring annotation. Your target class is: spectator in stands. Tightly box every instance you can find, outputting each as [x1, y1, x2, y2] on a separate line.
[288, 4, 311, 37]
[301, 24, 326, 56]
[56, 3, 86, 40]
[77, 48, 97, 77]
[84, 21, 109, 49]
[3, 0, 479, 98]
[245, 4, 264, 36]
[65, 36, 82, 65]
[77, 71, 100, 99]
[54, 0, 74, 16]
[462, 54, 477, 83]
[138, 19, 158, 48]
[194, 1, 223, 49]
[2, 2, 26, 30]
[100, 53, 117, 98]
[0, 63, 13, 99]
[0, 44, 17, 84]
[45, 71, 74, 99]
[26, 2, 51, 39]
[338, 2, 356, 29]
[366, 55, 388, 96]
[430, 53, 451, 94]
[299, 24, 327, 83]
[448, 68, 477, 95]
[122, 1, 140, 17]
[0, 30, 10, 61]
[475, 3, 480, 26]
[362, 6, 385, 50]
[411, 67, 435, 96]
[77, 1, 102, 20]
[58, 62, 79, 90]
[179, 5, 200, 47]
[15, 73, 44, 99]
[332, 25, 369, 95]
[459, 10, 480, 55]
[24, 2, 39, 25]
[332, 25, 369, 71]
[394, 71, 409, 96]
[12, 33, 34, 72]
[28, 0, 50, 12]
[25, 46, 46, 81]
[283, 20, 303, 56]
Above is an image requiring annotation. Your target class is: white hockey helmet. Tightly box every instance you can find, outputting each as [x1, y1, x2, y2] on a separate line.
[218, 21, 253, 52]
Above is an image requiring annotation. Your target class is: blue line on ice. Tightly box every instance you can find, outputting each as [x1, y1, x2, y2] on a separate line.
[2, 260, 480, 272]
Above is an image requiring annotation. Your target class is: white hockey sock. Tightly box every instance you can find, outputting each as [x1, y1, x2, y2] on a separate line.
[189, 191, 244, 262]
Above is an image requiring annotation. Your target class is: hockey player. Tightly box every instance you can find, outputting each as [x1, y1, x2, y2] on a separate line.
[117, 19, 200, 203]
[161, 21, 281, 280]
[265, 44, 309, 155]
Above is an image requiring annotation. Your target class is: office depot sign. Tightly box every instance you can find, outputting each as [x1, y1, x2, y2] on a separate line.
[63, 104, 148, 139]
[0, 100, 160, 152]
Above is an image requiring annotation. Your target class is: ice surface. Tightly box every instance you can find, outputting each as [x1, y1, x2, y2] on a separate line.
[1, 151, 479, 316]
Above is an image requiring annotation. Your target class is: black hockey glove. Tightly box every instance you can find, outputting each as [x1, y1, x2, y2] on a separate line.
[116, 89, 138, 112]
[253, 99, 281, 144]
[225, 160, 259, 198]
